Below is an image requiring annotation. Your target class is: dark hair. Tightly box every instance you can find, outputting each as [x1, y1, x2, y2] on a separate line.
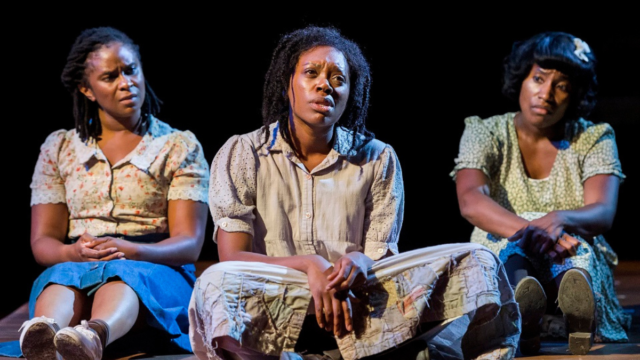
[261, 25, 374, 153]
[502, 31, 597, 120]
[60, 26, 162, 142]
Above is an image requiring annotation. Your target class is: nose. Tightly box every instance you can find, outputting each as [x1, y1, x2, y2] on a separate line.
[118, 74, 135, 89]
[316, 77, 333, 94]
[538, 80, 554, 102]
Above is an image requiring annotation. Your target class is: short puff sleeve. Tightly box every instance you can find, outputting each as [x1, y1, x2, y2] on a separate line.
[578, 123, 625, 183]
[208, 135, 258, 242]
[166, 130, 210, 203]
[450, 116, 501, 181]
[30, 130, 68, 206]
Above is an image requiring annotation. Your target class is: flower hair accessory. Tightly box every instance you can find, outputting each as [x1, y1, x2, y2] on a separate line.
[573, 37, 591, 62]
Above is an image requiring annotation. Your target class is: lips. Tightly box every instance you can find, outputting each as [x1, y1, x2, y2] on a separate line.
[531, 104, 554, 115]
[120, 94, 137, 102]
[311, 97, 334, 107]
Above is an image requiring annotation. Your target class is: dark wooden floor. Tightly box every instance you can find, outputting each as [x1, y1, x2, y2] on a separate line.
[1, 261, 638, 360]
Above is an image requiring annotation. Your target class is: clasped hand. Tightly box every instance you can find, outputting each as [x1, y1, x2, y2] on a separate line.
[308, 252, 371, 338]
[69, 233, 128, 262]
[507, 213, 581, 264]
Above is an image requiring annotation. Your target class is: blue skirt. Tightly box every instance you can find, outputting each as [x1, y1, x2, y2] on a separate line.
[0, 259, 196, 357]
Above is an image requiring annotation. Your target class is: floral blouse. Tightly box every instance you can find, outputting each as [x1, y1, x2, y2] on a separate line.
[30, 116, 209, 239]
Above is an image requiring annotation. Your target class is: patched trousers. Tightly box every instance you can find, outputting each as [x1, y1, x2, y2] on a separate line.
[189, 243, 521, 360]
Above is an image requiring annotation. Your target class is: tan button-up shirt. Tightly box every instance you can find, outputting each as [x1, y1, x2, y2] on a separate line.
[209, 122, 403, 262]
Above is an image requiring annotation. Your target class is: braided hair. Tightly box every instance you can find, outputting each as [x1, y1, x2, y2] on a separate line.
[261, 25, 374, 153]
[60, 26, 162, 142]
[502, 31, 598, 121]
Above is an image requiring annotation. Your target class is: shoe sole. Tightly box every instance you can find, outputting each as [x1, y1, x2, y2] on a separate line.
[54, 331, 94, 360]
[21, 322, 58, 360]
[514, 276, 547, 355]
[558, 269, 595, 355]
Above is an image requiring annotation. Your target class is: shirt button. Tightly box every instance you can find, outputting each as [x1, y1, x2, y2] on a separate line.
[221, 222, 227, 228]
[305, 212, 311, 219]
[306, 174, 312, 180]
[377, 248, 385, 254]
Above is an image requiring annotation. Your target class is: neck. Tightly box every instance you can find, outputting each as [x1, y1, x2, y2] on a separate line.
[289, 121, 334, 158]
[514, 112, 564, 142]
[99, 112, 145, 136]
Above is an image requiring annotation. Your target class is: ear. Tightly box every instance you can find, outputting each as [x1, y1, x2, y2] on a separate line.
[78, 84, 95, 102]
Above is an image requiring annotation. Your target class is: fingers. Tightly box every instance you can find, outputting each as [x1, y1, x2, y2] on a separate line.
[330, 291, 353, 337]
[84, 247, 119, 261]
[507, 227, 525, 242]
[99, 252, 125, 261]
[327, 266, 358, 292]
[314, 295, 325, 330]
[340, 295, 353, 335]
[556, 234, 580, 257]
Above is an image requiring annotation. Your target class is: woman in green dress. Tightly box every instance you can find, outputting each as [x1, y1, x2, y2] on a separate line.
[450, 31, 631, 356]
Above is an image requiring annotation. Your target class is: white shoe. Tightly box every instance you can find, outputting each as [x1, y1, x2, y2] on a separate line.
[54, 320, 103, 360]
[19, 315, 61, 360]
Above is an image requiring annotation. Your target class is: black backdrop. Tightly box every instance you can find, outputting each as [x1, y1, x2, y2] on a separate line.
[3, 9, 638, 318]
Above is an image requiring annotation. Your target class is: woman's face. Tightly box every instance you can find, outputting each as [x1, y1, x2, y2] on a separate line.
[79, 41, 146, 123]
[287, 45, 350, 132]
[518, 63, 571, 128]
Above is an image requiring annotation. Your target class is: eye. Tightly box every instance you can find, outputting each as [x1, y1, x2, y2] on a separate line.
[532, 75, 544, 83]
[101, 73, 118, 82]
[331, 75, 347, 86]
[124, 64, 139, 76]
[556, 83, 570, 92]
[304, 68, 318, 76]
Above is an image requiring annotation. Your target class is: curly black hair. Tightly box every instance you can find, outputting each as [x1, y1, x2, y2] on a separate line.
[60, 26, 162, 142]
[502, 31, 598, 121]
[261, 25, 374, 153]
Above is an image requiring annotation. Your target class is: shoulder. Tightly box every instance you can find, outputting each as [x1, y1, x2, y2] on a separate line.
[341, 131, 398, 166]
[569, 118, 618, 150]
[149, 117, 204, 150]
[39, 128, 77, 152]
[463, 112, 514, 131]
[571, 118, 615, 139]
[213, 127, 265, 160]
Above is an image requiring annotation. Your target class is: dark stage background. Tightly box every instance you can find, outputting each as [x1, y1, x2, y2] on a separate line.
[3, 10, 638, 318]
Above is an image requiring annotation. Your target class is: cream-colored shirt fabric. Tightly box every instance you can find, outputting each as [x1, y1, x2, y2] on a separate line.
[209, 122, 403, 262]
[30, 116, 209, 238]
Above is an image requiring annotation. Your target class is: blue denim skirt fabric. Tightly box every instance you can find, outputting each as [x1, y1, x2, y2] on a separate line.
[0, 260, 196, 357]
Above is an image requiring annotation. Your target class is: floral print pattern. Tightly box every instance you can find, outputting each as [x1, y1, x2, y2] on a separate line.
[30, 116, 209, 238]
[450, 112, 631, 342]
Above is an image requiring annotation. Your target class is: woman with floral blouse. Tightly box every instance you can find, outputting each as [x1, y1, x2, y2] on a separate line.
[0, 26, 209, 359]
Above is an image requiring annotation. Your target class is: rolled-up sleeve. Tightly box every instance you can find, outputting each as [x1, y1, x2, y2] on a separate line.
[208, 135, 258, 243]
[363, 144, 404, 260]
[30, 130, 67, 206]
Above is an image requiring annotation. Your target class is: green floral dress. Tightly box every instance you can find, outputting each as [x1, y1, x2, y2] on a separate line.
[450, 112, 631, 343]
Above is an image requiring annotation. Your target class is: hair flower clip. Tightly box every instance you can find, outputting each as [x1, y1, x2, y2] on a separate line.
[573, 37, 591, 62]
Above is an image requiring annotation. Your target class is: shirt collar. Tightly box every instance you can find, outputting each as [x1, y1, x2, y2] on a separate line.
[259, 121, 359, 158]
[73, 115, 172, 171]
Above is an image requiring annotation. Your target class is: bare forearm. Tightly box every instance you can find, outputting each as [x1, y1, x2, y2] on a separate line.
[31, 236, 71, 266]
[557, 204, 616, 238]
[133, 235, 204, 266]
[459, 192, 528, 238]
